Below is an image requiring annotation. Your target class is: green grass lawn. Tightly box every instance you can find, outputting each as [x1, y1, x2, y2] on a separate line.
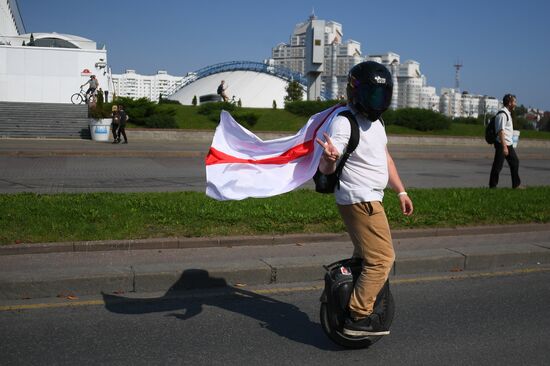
[2, 187, 549, 245]
[146, 104, 550, 140]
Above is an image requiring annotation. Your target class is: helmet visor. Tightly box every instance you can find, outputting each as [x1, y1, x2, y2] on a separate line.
[357, 83, 392, 112]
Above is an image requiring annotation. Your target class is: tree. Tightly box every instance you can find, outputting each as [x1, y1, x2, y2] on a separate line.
[540, 112, 550, 131]
[515, 104, 528, 117]
[285, 80, 303, 102]
[192, 95, 197, 106]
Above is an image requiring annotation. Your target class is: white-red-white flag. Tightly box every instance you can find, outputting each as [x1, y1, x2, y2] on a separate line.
[205, 104, 346, 200]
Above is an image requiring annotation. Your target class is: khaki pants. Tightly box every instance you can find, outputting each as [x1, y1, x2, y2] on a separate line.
[338, 201, 395, 319]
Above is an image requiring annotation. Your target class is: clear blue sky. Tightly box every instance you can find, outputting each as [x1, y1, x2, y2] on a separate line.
[17, 0, 550, 110]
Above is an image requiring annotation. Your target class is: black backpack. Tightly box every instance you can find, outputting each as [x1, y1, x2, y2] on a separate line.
[485, 110, 508, 144]
[313, 110, 359, 194]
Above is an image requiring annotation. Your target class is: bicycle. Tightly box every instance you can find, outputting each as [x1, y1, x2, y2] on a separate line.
[71, 88, 97, 105]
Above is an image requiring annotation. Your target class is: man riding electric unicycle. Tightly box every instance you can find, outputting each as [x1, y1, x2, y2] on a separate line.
[316, 61, 414, 348]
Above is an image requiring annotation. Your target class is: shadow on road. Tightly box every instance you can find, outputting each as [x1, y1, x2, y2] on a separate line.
[102, 269, 338, 350]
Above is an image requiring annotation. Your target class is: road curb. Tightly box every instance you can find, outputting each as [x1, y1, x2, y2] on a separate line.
[1, 243, 549, 301]
[3, 223, 550, 256]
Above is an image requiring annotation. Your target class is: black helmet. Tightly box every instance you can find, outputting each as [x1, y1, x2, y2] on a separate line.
[346, 61, 393, 121]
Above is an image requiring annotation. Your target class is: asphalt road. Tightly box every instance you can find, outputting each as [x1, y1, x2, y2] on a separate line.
[0, 144, 549, 193]
[1, 270, 549, 365]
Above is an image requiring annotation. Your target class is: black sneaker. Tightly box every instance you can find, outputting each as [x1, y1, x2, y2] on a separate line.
[343, 313, 390, 336]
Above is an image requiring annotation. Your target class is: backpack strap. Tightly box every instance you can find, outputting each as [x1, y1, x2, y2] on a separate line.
[334, 110, 359, 190]
[496, 110, 509, 121]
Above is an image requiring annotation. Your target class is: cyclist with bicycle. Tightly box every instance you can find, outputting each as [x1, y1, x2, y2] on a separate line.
[81, 75, 99, 102]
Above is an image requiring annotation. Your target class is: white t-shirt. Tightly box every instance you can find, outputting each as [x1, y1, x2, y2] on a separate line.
[495, 107, 513, 145]
[328, 108, 388, 205]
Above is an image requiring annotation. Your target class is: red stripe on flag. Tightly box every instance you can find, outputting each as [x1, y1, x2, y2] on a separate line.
[205, 141, 313, 165]
[205, 104, 343, 166]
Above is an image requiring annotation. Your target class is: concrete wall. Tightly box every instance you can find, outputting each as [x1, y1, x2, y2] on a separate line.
[0, 44, 109, 104]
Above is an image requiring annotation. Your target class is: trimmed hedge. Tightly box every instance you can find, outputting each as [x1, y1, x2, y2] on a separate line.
[115, 97, 177, 128]
[383, 108, 451, 131]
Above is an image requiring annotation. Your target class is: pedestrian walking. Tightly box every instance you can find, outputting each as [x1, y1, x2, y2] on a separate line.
[489, 94, 522, 188]
[117, 105, 128, 144]
[111, 105, 120, 143]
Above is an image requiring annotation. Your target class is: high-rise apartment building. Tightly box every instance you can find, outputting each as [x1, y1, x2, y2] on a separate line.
[271, 15, 502, 118]
[461, 93, 482, 118]
[419, 86, 440, 112]
[271, 14, 363, 99]
[112, 70, 183, 102]
[369, 53, 438, 111]
[480, 96, 500, 116]
[440, 88, 464, 118]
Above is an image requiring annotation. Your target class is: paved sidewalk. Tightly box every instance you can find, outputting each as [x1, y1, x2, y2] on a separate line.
[1, 224, 549, 301]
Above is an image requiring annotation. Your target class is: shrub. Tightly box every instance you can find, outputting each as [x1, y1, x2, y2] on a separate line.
[233, 112, 259, 127]
[112, 97, 178, 128]
[143, 114, 177, 128]
[453, 116, 480, 125]
[393, 108, 451, 131]
[197, 102, 236, 116]
[158, 98, 180, 105]
[513, 116, 536, 130]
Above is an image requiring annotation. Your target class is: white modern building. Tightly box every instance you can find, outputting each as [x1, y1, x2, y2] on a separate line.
[439, 88, 463, 118]
[271, 14, 363, 99]
[395, 60, 424, 109]
[419, 86, 440, 112]
[112, 70, 183, 102]
[0, 0, 24, 37]
[480, 95, 500, 116]
[439, 90, 501, 119]
[0, 0, 111, 104]
[461, 92, 482, 118]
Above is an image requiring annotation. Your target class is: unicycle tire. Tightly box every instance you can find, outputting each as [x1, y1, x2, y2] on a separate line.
[319, 258, 395, 349]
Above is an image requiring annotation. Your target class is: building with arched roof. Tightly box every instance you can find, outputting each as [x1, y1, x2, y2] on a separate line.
[0, 0, 111, 104]
[166, 61, 307, 108]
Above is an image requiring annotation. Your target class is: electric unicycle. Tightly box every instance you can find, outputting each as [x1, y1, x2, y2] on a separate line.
[319, 257, 395, 349]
